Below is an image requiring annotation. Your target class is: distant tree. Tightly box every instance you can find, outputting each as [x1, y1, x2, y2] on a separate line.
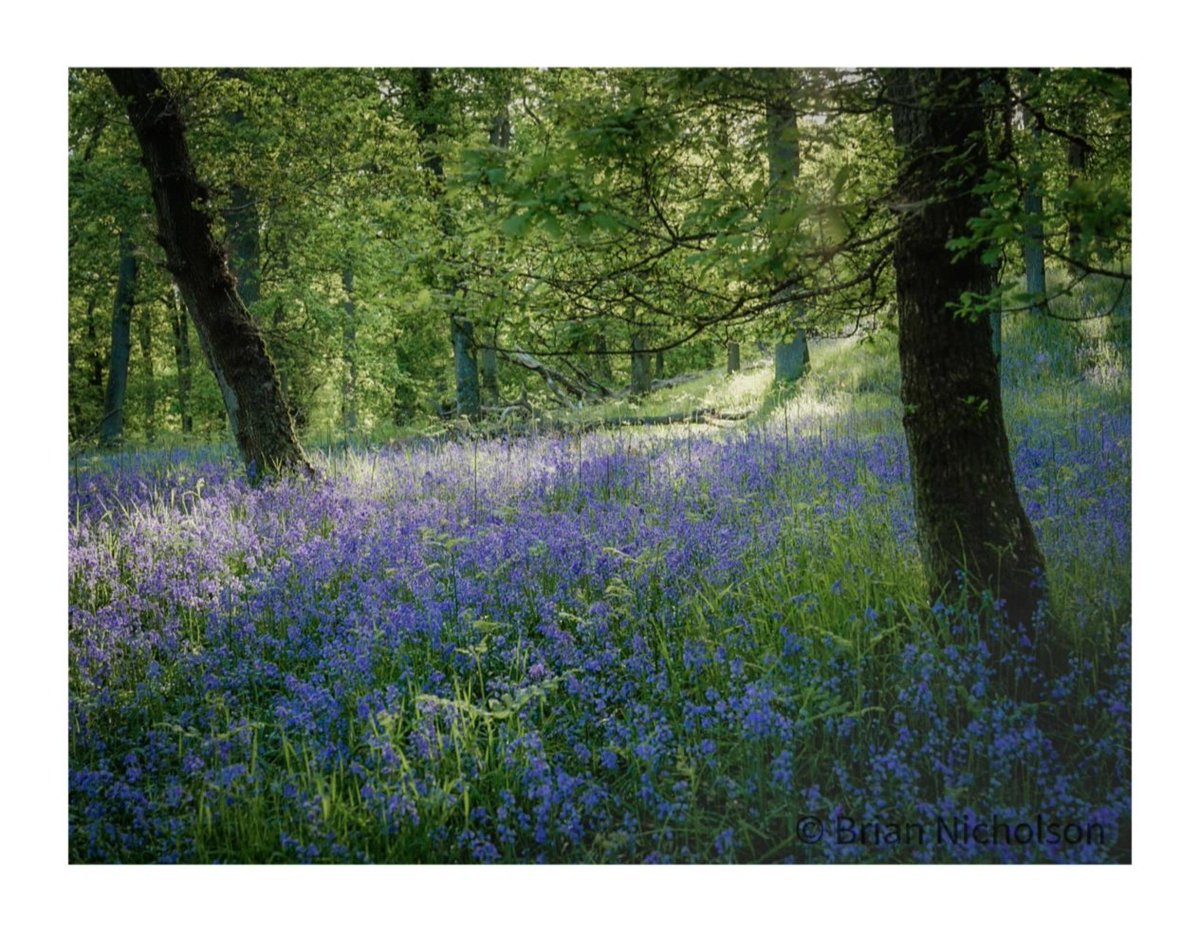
[410, 68, 482, 419]
[167, 288, 194, 434]
[886, 68, 1047, 631]
[1017, 71, 1048, 316]
[106, 68, 311, 480]
[99, 231, 137, 446]
[765, 76, 810, 384]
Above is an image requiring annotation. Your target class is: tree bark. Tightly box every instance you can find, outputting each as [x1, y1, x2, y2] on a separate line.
[480, 326, 500, 405]
[630, 332, 653, 396]
[452, 315, 481, 418]
[726, 340, 741, 375]
[1021, 103, 1048, 315]
[106, 68, 311, 480]
[766, 85, 811, 384]
[774, 333, 810, 383]
[100, 231, 137, 446]
[593, 332, 613, 381]
[887, 68, 1046, 629]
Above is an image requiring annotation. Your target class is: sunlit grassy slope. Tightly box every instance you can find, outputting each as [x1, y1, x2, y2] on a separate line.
[69, 310, 1130, 863]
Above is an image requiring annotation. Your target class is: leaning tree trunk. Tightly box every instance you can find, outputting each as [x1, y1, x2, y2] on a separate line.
[887, 68, 1046, 630]
[100, 231, 137, 446]
[106, 68, 311, 480]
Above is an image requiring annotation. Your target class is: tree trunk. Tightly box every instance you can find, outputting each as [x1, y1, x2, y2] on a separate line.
[138, 301, 155, 441]
[106, 68, 311, 480]
[413, 68, 481, 420]
[100, 231, 137, 446]
[169, 289, 193, 434]
[726, 340, 741, 375]
[766, 84, 811, 384]
[480, 325, 500, 405]
[654, 348, 665, 380]
[341, 264, 359, 439]
[774, 333, 810, 383]
[594, 332, 613, 381]
[451, 315, 481, 418]
[1021, 104, 1048, 315]
[887, 68, 1046, 629]
[1066, 104, 1087, 261]
[630, 332, 653, 396]
[85, 294, 106, 409]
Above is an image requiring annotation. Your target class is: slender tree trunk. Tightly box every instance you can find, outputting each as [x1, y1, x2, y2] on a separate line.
[887, 68, 1046, 631]
[630, 332, 653, 395]
[413, 67, 481, 419]
[654, 348, 665, 380]
[766, 85, 810, 384]
[726, 341, 741, 375]
[594, 333, 613, 381]
[106, 68, 311, 480]
[1021, 104, 1048, 316]
[1066, 104, 1087, 261]
[100, 231, 137, 446]
[477, 107, 509, 408]
[138, 301, 155, 441]
[169, 289, 193, 435]
[84, 293, 106, 426]
[341, 264, 359, 439]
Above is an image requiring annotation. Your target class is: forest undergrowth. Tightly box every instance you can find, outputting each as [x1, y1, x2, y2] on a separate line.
[68, 313, 1131, 863]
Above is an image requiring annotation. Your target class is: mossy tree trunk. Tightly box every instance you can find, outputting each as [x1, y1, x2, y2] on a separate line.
[106, 68, 311, 480]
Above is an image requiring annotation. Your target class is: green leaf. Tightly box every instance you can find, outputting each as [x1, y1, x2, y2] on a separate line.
[538, 211, 563, 239]
[502, 211, 531, 237]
